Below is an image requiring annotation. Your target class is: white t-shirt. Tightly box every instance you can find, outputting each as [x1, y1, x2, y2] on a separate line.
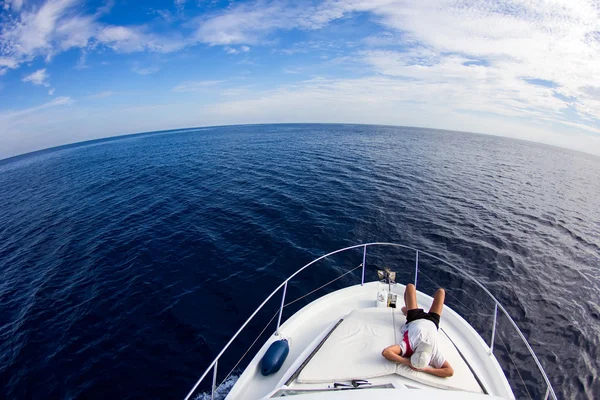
[399, 319, 446, 368]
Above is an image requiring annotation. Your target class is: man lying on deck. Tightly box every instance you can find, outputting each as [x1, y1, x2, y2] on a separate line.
[382, 284, 454, 378]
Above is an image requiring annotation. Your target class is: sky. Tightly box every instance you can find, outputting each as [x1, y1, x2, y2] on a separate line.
[0, 0, 599, 159]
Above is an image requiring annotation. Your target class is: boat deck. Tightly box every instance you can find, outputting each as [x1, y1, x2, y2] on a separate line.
[225, 282, 514, 399]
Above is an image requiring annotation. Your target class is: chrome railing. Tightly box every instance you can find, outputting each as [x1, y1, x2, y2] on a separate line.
[184, 243, 557, 400]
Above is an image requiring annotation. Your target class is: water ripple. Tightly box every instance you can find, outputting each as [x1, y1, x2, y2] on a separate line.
[0, 124, 598, 399]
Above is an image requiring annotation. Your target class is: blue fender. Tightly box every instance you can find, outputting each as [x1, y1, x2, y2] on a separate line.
[260, 339, 289, 376]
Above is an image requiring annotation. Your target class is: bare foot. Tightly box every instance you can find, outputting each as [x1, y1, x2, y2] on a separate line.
[401, 306, 407, 316]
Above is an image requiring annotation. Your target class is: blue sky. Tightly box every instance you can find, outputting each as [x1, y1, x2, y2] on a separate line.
[1, 0, 599, 159]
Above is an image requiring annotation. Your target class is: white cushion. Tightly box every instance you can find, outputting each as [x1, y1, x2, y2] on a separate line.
[297, 308, 483, 394]
[297, 308, 397, 383]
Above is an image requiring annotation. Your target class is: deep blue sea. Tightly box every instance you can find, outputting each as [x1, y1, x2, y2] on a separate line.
[0, 124, 598, 400]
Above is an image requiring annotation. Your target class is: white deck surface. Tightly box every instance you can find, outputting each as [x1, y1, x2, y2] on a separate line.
[225, 282, 514, 400]
[297, 308, 398, 383]
[296, 307, 482, 393]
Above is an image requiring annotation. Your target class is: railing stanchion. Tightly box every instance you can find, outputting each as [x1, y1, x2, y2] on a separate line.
[276, 281, 288, 335]
[211, 360, 218, 400]
[361, 245, 367, 286]
[414, 250, 419, 287]
[490, 302, 498, 355]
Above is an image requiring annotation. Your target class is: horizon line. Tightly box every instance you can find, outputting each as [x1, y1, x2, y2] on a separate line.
[1, 122, 598, 165]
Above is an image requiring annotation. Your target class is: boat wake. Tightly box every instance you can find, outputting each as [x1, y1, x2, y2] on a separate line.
[194, 375, 239, 400]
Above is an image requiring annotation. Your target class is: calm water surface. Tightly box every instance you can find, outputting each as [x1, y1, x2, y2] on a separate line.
[0, 124, 598, 399]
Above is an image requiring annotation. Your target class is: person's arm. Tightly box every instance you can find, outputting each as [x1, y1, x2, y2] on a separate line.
[413, 360, 454, 377]
[381, 345, 412, 367]
[394, 355, 413, 368]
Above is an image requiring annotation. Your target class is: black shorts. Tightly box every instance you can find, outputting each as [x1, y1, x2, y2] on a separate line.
[406, 308, 440, 330]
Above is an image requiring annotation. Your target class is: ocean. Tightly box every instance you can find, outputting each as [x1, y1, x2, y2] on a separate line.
[0, 124, 598, 399]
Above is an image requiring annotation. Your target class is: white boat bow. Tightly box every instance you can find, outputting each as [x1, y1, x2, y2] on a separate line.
[184, 243, 557, 400]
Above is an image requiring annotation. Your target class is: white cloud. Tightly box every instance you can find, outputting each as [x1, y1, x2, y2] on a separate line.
[55, 15, 97, 50]
[359, 49, 570, 120]
[0, 96, 76, 159]
[194, 3, 299, 45]
[96, 26, 145, 52]
[283, 67, 303, 74]
[5, 0, 24, 12]
[192, 0, 600, 144]
[153, 9, 175, 23]
[74, 50, 87, 69]
[87, 90, 114, 99]
[366, 0, 600, 128]
[94, 0, 114, 17]
[2, 75, 599, 160]
[96, 25, 186, 53]
[1, 0, 600, 157]
[131, 65, 160, 75]
[48, 88, 55, 95]
[224, 45, 251, 54]
[1, 0, 85, 64]
[174, 0, 185, 11]
[171, 80, 223, 92]
[191, 0, 372, 45]
[0, 0, 187, 70]
[0, 96, 71, 121]
[0, 57, 19, 68]
[197, 75, 600, 155]
[22, 68, 50, 86]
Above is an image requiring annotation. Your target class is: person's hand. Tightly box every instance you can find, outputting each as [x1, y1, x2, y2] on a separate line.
[397, 356, 412, 367]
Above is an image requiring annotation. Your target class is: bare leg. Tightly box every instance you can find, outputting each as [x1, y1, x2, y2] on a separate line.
[403, 284, 418, 316]
[428, 288, 445, 316]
